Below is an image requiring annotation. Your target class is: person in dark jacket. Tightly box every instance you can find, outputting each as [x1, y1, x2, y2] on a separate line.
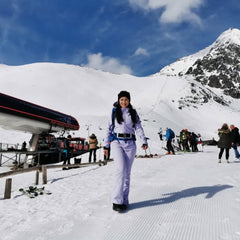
[230, 124, 240, 160]
[63, 135, 73, 170]
[217, 123, 232, 163]
[189, 132, 198, 152]
[21, 141, 27, 151]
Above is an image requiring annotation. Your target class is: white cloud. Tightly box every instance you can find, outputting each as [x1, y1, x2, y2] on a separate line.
[128, 0, 204, 25]
[129, 0, 149, 10]
[134, 47, 149, 56]
[86, 53, 132, 75]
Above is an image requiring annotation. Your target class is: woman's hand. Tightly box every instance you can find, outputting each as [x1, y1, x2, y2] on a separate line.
[141, 144, 148, 150]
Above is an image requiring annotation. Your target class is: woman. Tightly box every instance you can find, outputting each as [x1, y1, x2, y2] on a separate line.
[104, 90, 148, 212]
[218, 123, 232, 163]
[88, 133, 98, 163]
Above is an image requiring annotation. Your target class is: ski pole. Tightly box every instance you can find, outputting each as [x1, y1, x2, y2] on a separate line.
[98, 143, 102, 161]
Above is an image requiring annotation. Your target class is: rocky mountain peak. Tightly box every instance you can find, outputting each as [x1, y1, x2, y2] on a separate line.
[185, 28, 240, 99]
[214, 28, 240, 47]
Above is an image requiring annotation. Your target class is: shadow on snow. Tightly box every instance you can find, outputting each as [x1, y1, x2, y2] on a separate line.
[130, 184, 233, 210]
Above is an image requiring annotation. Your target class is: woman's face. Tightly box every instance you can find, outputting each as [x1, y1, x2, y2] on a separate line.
[119, 97, 129, 108]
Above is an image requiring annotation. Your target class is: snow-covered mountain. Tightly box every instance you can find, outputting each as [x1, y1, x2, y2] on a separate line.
[160, 28, 240, 105]
[1, 28, 240, 154]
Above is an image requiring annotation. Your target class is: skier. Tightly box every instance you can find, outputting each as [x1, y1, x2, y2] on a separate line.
[103, 90, 148, 212]
[165, 128, 175, 155]
[217, 123, 232, 163]
[158, 127, 163, 141]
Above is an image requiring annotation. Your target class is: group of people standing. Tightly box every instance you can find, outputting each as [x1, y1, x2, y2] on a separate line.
[162, 128, 203, 155]
[178, 129, 202, 152]
[217, 123, 240, 163]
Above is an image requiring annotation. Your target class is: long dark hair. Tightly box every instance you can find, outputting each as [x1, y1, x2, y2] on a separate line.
[115, 102, 137, 126]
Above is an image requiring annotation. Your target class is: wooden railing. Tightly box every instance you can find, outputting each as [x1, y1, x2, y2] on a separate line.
[0, 159, 113, 199]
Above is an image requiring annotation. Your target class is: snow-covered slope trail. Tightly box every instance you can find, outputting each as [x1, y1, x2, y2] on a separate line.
[1, 146, 240, 240]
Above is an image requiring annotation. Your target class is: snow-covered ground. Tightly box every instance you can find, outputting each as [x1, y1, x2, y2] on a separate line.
[1, 145, 240, 240]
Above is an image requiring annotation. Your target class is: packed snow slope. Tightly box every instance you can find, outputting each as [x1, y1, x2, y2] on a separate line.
[1, 28, 240, 153]
[1, 146, 240, 240]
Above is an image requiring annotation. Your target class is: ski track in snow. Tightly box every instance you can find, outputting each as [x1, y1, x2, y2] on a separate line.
[101, 153, 240, 240]
[1, 146, 240, 240]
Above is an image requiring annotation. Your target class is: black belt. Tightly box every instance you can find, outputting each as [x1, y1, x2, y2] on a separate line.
[116, 133, 135, 139]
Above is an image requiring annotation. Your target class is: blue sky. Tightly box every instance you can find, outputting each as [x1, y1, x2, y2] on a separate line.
[0, 0, 240, 76]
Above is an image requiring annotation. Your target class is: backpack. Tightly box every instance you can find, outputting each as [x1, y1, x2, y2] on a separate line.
[169, 129, 175, 139]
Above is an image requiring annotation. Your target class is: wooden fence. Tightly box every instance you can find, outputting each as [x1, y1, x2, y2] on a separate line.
[0, 159, 112, 199]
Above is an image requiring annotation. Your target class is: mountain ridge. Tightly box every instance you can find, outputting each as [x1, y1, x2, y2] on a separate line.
[159, 28, 240, 100]
[1, 28, 240, 149]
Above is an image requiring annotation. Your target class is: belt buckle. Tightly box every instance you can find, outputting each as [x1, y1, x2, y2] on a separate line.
[118, 133, 131, 138]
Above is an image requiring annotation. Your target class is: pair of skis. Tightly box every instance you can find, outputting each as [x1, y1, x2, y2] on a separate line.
[19, 186, 52, 198]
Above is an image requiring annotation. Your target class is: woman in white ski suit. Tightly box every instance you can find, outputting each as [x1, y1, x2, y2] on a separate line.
[104, 91, 148, 212]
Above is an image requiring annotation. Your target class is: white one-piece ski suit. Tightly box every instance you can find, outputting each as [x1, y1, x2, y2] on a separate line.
[104, 107, 147, 205]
